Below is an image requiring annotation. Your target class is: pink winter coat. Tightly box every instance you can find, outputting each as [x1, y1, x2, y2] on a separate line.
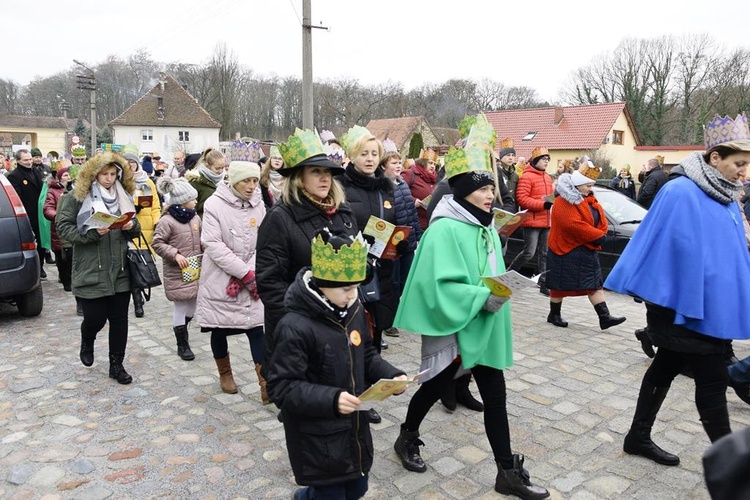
[195, 181, 266, 330]
[151, 212, 202, 302]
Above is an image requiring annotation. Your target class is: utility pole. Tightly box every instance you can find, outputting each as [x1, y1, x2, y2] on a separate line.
[301, 0, 328, 130]
[74, 59, 96, 155]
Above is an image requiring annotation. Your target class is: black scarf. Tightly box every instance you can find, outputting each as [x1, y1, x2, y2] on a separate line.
[168, 204, 197, 224]
[455, 196, 494, 227]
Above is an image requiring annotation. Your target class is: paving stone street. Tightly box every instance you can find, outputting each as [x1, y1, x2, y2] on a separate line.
[1, 261, 748, 499]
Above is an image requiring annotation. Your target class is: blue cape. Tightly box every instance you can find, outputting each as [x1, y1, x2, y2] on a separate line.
[604, 176, 750, 340]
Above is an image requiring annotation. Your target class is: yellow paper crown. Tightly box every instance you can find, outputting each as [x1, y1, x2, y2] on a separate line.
[530, 146, 550, 163]
[444, 146, 493, 179]
[704, 113, 750, 150]
[119, 144, 139, 157]
[71, 144, 87, 157]
[463, 114, 497, 150]
[655, 154, 665, 164]
[500, 137, 515, 149]
[269, 145, 281, 158]
[579, 163, 601, 180]
[340, 125, 372, 156]
[278, 128, 326, 169]
[419, 148, 438, 161]
[311, 231, 369, 284]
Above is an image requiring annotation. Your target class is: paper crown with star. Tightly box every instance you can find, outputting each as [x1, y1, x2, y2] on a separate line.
[278, 128, 327, 169]
[704, 113, 750, 151]
[339, 125, 373, 156]
[311, 229, 369, 285]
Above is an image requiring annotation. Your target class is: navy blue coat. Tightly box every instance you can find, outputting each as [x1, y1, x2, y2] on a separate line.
[392, 176, 422, 250]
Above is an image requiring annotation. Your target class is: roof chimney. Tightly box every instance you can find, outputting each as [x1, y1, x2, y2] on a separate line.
[554, 107, 564, 126]
[159, 72, 167, 92]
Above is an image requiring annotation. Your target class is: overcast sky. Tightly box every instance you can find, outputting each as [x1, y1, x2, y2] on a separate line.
[6, 0, 750, 103]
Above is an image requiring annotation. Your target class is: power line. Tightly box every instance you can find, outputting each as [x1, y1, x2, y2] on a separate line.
[288, 0, 302, 25]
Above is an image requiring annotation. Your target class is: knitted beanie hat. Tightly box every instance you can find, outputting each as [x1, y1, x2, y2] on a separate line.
[228, 161, 260, 186]
[157, 176, 198, 206]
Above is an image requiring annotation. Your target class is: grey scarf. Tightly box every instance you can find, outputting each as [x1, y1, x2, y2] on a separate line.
[681, 152, 743, 205]
[199, 165, 225, 186]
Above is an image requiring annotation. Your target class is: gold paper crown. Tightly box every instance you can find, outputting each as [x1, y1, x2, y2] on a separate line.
[579, 163, 601, 180]
[655, 155, 664, 164]
[269, 145, 281, 158]
[529, 147, 550, 163]
[467, 119, 497, 150]
[704, 113, 750, 150]
[311, 232, 368, 284]
[444, 146, 492, 179]
[71, 144, 87, 157]
[340, 125, 372, 156]
[500, 137, 515, 149]
[278, 128, 326, 169]
[419, 148, 438, 162]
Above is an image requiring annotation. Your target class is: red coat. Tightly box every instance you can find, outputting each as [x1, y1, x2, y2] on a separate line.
[43, 180, 65, 251]
[402, 165, 437, 230]
[515, 166, 554, 228]
[548, 195, 607, 255]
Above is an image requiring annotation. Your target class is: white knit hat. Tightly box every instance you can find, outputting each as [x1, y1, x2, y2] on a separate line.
[228, 161, 260, 186]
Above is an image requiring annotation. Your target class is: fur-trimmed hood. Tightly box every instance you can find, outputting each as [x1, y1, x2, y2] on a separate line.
[555, 173, 585, 205]
[72, 152, 135, 202]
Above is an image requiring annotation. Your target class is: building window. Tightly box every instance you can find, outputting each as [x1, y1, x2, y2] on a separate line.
[178, 131, 190, 142]
[612, 130, 624, 145]
[141, 129, 153, 141]
[522, 131, 537, 141]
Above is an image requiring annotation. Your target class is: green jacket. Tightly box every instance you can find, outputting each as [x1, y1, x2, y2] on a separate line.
[393, 198, 513, 371]
[56, 193, 142, 299]
[188, 173, 218, 218]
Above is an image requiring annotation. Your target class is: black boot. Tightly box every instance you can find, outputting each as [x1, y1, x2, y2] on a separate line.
[698, 405, 732, 443]
[634, 327, 655, 358]
[594, 301, 626, 330]
[440, 377, 457, 412]
[109, 353, 133, 385]
[495, 454, 550, 499]
[393, 425, 426, 472]
[547, 301, 568, 328]
[623, 381, 680, 465]
[80, 335, 95, 367]
[729, 378, 750, 405]
[132, 289, 144, 318]
[455, 374, 484, 412]
[174, 325, 195, 361]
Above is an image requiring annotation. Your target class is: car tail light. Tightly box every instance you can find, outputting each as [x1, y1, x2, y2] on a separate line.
[0, 176, 28, 217]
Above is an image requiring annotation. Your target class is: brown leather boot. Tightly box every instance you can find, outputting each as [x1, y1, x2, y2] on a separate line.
[255, 364, 270, 405]
[215, 354, 237, 394]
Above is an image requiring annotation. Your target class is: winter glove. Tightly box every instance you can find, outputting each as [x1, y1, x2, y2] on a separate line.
[543, 201, 553, 210]
[226, 276, 243, 298]
[591, 236, 606, 246]
[482, 294, 507, 313]
[241, 270, 260, 301]
[396, 239, 410, 256]
[134, 205, 143, 214]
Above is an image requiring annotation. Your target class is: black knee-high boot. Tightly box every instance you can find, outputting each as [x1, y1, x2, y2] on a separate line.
[132, 289, 144, 318]
[594, 301, 626, 330]
[623, 381, 680, 465]
[698, 405, 732, 443]
[547, 301, 568, 327]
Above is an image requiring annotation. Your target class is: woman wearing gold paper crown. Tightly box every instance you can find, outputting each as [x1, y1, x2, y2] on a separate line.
[605, 114, 750, 466]
[256, 129, 357, 381]
[339, 125, 401, 356]
[266, 229, 407, 500]
[392, 122, 549, 499]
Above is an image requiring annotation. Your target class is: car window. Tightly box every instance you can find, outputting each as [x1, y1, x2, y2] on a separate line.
[593, 187, 648, 224]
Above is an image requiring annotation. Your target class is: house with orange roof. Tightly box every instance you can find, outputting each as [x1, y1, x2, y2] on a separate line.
[365, 116, 442, 157]
[110, 74, 221, 156]
[484, 102, 701, 177]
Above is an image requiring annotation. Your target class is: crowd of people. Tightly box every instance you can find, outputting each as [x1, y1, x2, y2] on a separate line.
[4, 111, 750, 499]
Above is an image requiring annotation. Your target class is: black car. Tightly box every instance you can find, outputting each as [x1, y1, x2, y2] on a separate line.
[503, 185, 647, 281]
[0, 174, 43, 316]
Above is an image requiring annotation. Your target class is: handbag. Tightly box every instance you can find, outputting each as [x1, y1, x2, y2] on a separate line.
[126, 233, 162, 299]
[359, 260, 381, 303]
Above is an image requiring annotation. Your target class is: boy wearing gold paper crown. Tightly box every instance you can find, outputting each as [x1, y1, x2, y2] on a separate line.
[392, 122, 550, 499]
[266, 229, 407, 500]
[606, 114, 750, 466]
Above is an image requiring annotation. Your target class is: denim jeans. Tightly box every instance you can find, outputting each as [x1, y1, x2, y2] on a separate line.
[509, 227, 549, 285]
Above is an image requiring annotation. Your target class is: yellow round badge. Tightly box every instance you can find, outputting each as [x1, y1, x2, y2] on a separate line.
[193, 224, 199, 231]
[23, 180, 28, 185]
[350, 330, 362, 346]
[250, 218, 257, 227]
[383, 200, 392, 209]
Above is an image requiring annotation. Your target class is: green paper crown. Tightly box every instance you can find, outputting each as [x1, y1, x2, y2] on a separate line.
[465, 114, 497, 150]
[340, 125, 372, 155]
[71, 144, 87, 157]
[278, 128, 326, 169]
[269, 145, 281, 158]
[119, 143, 139, 157]
[444, 146, 493, 179]
[311, 232, 369, 284]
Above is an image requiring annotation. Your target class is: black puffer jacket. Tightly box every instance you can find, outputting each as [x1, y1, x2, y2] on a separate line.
[256, 197, 358, 349]
[647, 303, 731, 355]
[267, 268, 404, 486]
[637, 167, 668, 208]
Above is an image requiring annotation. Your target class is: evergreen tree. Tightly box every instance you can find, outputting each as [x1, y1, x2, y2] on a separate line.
[408, 133, 424, 159]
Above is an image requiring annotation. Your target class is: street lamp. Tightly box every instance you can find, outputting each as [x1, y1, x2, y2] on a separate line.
[73, 59, 96, 155]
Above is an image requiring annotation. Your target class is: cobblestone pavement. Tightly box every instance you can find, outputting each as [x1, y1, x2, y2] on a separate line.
[1, 262, 748, 499]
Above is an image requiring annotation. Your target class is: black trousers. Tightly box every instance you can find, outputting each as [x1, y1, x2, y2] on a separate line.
[403, 361, 513, 468]
[79, 291, 130, 355]
[210, 326, 264, 365]
[54, 248, 72, 289]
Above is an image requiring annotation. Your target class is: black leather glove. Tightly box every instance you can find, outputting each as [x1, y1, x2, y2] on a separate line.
[591, 236, 606, 246]
[543, 201, 553, 210]
[396, 239, 410, 255]
[134, 205, 143, 214]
